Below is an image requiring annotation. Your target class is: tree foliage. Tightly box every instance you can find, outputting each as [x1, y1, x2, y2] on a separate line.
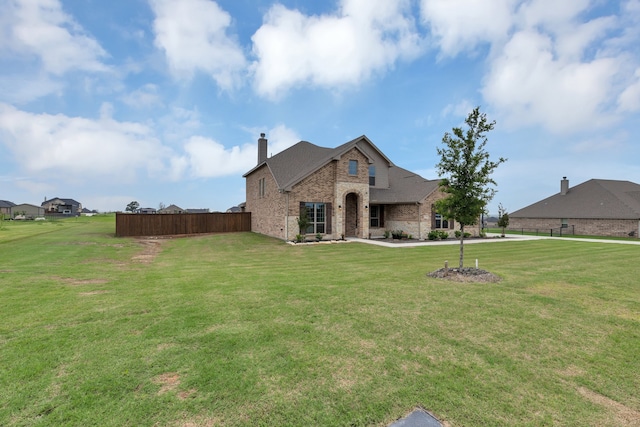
[126, 201, 140, 213]
[435, 107, 506, 268]
[497, 203, 509, 237]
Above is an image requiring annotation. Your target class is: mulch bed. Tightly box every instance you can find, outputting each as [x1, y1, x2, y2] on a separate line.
[427, 267, 501, 283]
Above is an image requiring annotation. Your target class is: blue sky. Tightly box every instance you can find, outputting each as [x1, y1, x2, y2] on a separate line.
[1, 0, 639, 214]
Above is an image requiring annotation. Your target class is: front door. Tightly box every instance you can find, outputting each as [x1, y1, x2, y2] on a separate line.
[345, 193, 358, 237]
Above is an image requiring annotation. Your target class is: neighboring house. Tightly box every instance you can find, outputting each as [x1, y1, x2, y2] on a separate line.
[159, 204, 184, 214]
[510, 177, 640, 237]
[138, 207, 157, 214]
[0, 200, 16, 217]
[11, 203, 45, 219]
[244, 134, 478, 241]
[42, 197, 82, 215]
[186, 208, 210, 213]
[226, 205, 244, 213]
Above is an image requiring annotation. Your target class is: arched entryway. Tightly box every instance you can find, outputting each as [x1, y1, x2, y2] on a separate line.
[344, 193, 358, 237]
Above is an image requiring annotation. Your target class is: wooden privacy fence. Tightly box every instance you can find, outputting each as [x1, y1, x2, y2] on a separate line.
[115, 212, 251, 237]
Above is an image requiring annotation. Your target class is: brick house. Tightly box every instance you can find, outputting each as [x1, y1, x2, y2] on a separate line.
[243, 134, 479, 241]
[510, 177, 640, 237]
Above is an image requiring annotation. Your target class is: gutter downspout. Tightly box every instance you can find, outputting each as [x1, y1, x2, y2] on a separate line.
[285, 191, 289, 241]
[417, 202, 422, 240]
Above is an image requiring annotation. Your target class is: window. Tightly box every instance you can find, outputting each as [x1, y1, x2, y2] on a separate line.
[435, 214, 449, 229]
[348, 160, 358, 175]
[370, 205, 384, 228]
[258, 178, 265, 198]
[369, 165, 376, 186]
[305, 202, 326, 234]
[561, 218, 568, 228]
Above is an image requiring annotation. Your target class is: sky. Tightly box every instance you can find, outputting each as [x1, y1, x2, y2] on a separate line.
[1, 0, 639, 215]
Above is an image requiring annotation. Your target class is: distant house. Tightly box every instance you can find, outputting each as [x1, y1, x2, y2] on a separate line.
[159, 204, 184, 214]
[42, 197, 82, 215]
[510, 177, 640, 237]
[186, 208, 210, 213]
[11, 203, 45, 219]
[138, 207, 157, 214]
[226, 205, 244, 213]
[0, 200, 16, 217]
[243, 133, 474, 241]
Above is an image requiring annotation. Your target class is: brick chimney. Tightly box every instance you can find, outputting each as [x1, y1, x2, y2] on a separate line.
[560, 177, 569, 195]
[258, 133, 267, 164]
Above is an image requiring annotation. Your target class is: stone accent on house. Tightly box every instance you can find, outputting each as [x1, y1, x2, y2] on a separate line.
[336, 182, 369, 239]
[510, 217, 640, 237]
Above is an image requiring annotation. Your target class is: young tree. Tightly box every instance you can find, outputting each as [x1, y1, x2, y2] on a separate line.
[497, 203, 509, 237]
[435, 107, 506, 268]
[126, 201, 140, 213]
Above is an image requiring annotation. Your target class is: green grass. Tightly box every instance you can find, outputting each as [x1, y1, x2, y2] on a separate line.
[485, 227, 639, 240]
[1, 217, 639, 426]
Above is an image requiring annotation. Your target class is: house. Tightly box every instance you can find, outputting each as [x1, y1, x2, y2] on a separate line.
[159, 204, 184, 214]
[243, 134, 478, 241]
[186, 208, 210, 213]
[0, 200, 16, 217]
[510, 177, 640, 237]
[42, 197, 82, 215]
[11, 203, 45, 219]
[138, 207, 157, 214]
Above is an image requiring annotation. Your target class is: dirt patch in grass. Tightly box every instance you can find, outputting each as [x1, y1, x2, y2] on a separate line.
[153, 372, 180, 395]
[579, 387, 640, 426]
[132, 238, 164, 264]
[59, 277, 109, 286]
[78, 290, 109, 296]
[427, 267, 501, 283]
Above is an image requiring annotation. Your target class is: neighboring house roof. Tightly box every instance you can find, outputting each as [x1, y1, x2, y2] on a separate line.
[42, 198, 81, 207]
[244, 135, 391, 191]
[226, 206, 242, 213]
[0, 200, 16, 208]
[370, 166, 440, 204]
[159, 204, 184, 213]
[186, 208, 209, 213]
[511, 179, 640, 219]
[12, 203, 44, 209]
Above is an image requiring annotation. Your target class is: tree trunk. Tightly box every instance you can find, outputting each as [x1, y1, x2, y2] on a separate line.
[459, 224, 465, 268]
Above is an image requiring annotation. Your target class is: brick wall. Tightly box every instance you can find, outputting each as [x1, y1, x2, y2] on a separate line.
[245, 165, 288, 239]
[510, 217, 639, 237]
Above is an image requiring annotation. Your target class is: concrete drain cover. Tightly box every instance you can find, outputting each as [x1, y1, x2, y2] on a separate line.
[388, 408, 443, 427]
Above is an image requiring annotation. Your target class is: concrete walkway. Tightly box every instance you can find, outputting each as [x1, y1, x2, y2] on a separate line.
[348, 233, 640, 248]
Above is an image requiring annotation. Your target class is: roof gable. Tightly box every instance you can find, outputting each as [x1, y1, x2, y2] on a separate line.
[512, 179, 640, 219]
[244, 135, 394, 191]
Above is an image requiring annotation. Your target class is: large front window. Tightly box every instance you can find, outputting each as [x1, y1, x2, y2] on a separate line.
[305, 202, 326, 233]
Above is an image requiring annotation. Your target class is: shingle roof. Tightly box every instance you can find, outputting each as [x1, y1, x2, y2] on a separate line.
[370, 166, 440, 204]
[244, 135, 438, 204]
[0, 200, 16, 208]
[511, 179, 640, 219]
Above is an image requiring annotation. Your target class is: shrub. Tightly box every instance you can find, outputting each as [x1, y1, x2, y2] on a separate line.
[428, 230, 439, 240]
[383, 230, 390, 239]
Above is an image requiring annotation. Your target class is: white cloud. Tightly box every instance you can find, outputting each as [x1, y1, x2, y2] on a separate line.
[420, 0, 516, 56]
[618, 68, 640, 112]
[121, 84, 163, 109]
[251, 0, 423, 98]
[149, 0, 247, 90]
[179, 124, 301, 179]
[421, 0, 639, 134]
[482, 29, 621, 133]
[181, 136, 255, 178]
[0, 0, 108, 75]
[0, 103, 168, 181]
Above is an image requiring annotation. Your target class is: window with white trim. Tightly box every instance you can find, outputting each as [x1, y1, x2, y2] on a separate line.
[348, 160, 358, 175]
[305, 202, 326, 233]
